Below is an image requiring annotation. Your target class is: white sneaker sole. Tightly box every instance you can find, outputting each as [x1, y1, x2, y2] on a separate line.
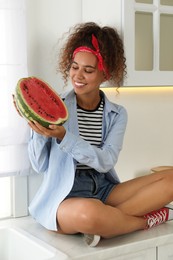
[166, 203, 173, 210]
[84, 234, 101, 247]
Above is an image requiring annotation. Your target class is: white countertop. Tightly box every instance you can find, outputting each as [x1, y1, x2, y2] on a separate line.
[1, 216, 173, 259]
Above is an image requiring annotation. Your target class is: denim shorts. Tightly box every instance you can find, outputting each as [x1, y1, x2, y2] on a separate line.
[64, 169, 119, 203]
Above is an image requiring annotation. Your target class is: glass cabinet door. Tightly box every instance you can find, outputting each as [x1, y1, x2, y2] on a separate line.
[136, 0, 153, 3]
[135, 11, 153, 71]
[160, 0, 173, 5]
[160, 13, 173, 71]
[122, 0, 173, 86]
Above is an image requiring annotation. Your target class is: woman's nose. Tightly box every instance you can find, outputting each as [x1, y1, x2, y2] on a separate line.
[76, 69, 84, 79]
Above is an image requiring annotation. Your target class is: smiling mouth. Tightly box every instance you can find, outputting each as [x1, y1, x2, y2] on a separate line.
[74, 81, 86, 88]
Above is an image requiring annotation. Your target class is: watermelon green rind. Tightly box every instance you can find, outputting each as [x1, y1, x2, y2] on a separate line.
[15, 77, 68, 127]
[15, 94, 66, 127]
[16, 85, 67, 126]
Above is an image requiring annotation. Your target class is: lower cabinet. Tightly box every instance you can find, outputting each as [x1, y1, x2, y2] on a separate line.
[157, 243, 173, 260]
[106, 243, 173, 260]
[108, 247, 156, 260]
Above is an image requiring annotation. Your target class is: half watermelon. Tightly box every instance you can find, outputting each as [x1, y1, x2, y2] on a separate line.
[15, 77, 68, 127]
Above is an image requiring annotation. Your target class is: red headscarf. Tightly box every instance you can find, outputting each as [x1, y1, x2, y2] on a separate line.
[73, 34, 110, 79]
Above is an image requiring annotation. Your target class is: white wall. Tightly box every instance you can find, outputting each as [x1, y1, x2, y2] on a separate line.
[105, 87, 173, 181]
[26, 0, 82, 91]
[26, 0, 122, 92]
[26, 0, 173, 202]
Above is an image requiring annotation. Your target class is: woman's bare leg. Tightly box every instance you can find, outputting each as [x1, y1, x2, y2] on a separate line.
[57, 169, 173, 238]
[106, 169, 173, 216]
[57, 198, 146, 238]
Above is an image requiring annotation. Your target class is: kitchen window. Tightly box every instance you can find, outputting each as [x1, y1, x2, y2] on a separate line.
[0, 176, 28, 219]
[0, 177, 11, 218]
[0, 0, 30, 218]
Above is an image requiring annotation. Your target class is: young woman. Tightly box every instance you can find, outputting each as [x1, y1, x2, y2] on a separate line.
[27, 22, 173, 247]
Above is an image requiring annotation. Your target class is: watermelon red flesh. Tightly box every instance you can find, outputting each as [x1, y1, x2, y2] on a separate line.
[15, 77, 68, 127]
[19, 77, 67, 122]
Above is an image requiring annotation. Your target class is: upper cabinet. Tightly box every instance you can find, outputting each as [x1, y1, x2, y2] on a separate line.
[122, 0, 173, 86]
[29, 0, 173, 88]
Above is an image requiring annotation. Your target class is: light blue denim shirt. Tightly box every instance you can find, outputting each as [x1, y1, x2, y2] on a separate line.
[28, 89, 128, 231]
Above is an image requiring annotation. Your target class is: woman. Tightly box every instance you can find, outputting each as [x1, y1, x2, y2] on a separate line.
[27, 22, 173, 247]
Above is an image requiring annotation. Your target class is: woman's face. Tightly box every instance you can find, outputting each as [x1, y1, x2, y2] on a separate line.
[69, 51, 105, 96]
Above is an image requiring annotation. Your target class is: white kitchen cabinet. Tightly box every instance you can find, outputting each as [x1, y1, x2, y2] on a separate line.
[122, 0, 173, 86]
[107, 247, 156, 260]
[27, 0, 173, 87]
[82, 0, 173, 86]
[105, 242, 173, 260]
[157, 243, 173, 259]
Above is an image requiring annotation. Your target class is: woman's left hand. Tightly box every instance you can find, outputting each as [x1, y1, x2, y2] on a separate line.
[28, 120, 66, 140]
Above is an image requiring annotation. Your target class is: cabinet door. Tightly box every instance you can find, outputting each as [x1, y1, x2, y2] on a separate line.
[107, 247, 156, 260]
[122, 0, 173, 86]
[157, 243, 173, 260]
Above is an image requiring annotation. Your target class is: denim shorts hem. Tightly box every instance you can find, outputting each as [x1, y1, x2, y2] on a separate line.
[64, 169, 119, 203]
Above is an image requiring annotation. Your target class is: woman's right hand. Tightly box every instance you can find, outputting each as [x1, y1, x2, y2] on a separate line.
[28, 120, 66, 140]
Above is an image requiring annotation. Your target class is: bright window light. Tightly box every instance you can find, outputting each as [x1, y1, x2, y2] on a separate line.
[0, 177, 11, 218]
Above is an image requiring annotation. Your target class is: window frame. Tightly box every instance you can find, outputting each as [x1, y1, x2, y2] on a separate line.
[0, 175, 28, 219]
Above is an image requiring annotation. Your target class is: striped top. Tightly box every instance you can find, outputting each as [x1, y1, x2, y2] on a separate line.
[76, 98, 104, 169]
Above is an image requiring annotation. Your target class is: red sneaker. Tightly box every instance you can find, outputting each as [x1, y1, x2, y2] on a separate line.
[144, 207, 169, 229]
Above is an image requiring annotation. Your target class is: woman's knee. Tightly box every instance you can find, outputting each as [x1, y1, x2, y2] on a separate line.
[57, 198, 103, 233]
[160, 171, 173, 198]
[72, 199, 103, 230]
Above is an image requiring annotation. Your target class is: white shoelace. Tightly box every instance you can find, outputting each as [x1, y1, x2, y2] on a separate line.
[147, 209, 168, 228]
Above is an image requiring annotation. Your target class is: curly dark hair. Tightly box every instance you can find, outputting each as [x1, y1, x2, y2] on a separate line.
[57, 22, 126, 87]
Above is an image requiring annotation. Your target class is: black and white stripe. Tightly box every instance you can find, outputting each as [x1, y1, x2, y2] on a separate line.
[76, 98, 104, 169]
